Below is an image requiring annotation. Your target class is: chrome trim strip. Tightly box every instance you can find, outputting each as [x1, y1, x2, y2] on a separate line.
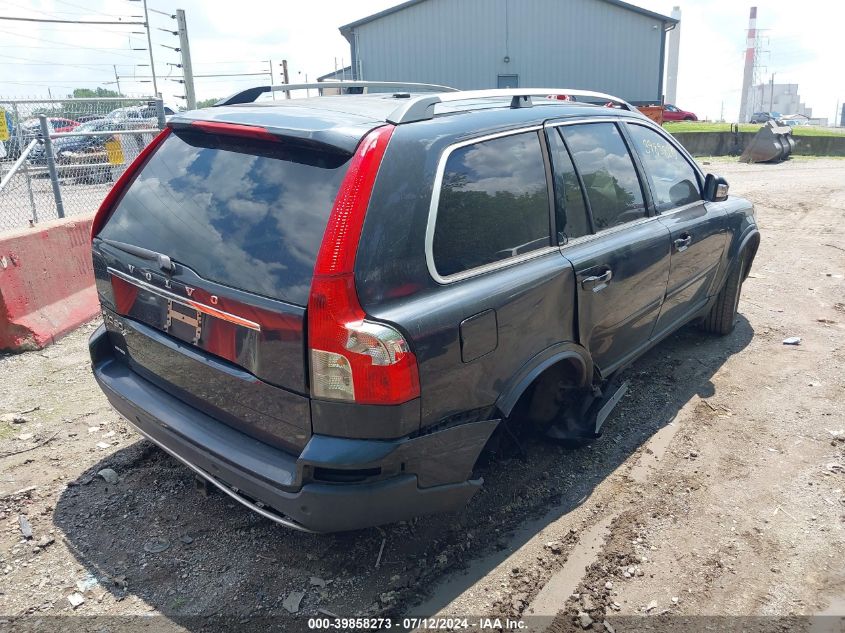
[424, 126, 547, 285]
[560, 214, 662, 250]
[543, 116, 638, 128]
[655, 199, 706, 218]
[120, 415, 314, 532]
[107, 267, 261, 332]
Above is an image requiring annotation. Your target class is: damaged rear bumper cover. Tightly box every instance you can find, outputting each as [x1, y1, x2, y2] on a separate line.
[89, 325, 498, 533]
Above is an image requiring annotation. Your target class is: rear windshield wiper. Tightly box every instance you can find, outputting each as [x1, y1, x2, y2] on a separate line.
[98, 237, 175, 273]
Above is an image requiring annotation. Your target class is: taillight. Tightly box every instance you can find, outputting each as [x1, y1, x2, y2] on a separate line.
[307, 125, 421, 405]
[91, 127, 172, 239]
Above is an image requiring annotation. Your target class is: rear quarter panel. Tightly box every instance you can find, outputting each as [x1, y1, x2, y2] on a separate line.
[355, 113, 578, 428]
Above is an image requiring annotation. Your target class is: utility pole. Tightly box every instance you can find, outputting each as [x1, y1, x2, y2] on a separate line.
[141, 0, 158, 96]
[269, 59, 276, 100]
[769, 73, 775, 112]
[176, 9, 195, 110]
[113, 65, 122, 95]
[281, 59, 290, 99]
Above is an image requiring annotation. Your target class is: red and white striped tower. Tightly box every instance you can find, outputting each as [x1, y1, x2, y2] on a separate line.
[738, 6, 758, 122]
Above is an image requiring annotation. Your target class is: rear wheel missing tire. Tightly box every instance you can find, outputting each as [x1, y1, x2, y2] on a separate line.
[702, 254, 745, 335]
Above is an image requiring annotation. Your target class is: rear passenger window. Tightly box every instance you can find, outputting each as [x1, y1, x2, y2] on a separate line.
[561, 123, 646, 230]
[627, 124, 701, 212]
[433, 132, 550, 278]
[547, 129, 591, 242]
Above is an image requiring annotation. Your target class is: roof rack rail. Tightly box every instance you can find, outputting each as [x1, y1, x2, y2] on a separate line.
[215, 81, 459, 106]
[386, 88, 637, 124]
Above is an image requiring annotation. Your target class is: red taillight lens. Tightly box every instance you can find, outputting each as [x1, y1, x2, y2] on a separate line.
[307, 124, 421, 405]
[91, 127, 172, 240]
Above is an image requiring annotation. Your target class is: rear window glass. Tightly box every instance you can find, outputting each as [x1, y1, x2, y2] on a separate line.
[432, 131, 550, 278]
[99, 130, 350, 305]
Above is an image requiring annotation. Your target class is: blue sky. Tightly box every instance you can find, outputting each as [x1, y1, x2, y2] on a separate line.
[1, 0, 842, 123]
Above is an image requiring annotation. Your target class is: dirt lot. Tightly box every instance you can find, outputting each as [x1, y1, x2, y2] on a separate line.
[1, 157, 843, 632]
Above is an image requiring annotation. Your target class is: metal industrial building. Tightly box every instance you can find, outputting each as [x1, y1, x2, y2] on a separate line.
[331, 0, 678, 103]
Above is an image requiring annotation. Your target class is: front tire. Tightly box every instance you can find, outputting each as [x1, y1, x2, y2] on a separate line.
[701, 255, 745, 335]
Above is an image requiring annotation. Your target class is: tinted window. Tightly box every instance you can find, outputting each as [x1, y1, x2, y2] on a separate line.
[432, 132, 550, 277]
[547, 129, 590, 242]
[99, 131, 350, 305]
[561, 123, 646, 230]
[627, 124, 701, 212]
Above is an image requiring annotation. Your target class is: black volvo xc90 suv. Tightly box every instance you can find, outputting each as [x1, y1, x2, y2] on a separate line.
[89, 83, 759, 532]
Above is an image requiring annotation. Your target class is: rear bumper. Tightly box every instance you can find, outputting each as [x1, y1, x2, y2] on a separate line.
[90, 325, 497, 532]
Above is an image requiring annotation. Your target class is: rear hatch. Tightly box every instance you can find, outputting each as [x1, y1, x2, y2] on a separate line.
[92, 115, 369, 452]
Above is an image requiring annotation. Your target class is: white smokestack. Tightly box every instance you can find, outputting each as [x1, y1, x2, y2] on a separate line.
[738, 6, 758, 122]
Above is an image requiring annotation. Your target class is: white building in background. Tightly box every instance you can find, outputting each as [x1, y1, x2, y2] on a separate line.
[749, 83, 812, 118]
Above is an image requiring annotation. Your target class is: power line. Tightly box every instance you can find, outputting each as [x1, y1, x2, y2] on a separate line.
[0, 53, 147, 67]
[5, 78, 137, 84]
[53, 0, 131, 16]
[0, 15, 145, 25]
[0, 28, 148, 60]
[0, 44, 143, 49]
[0, 53, 122, 72]
[126, 72, 268, 79]
[0, 0, 136, 19]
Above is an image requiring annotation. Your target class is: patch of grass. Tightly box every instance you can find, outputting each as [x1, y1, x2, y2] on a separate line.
[788, 127, 845, 137]
[664, 121, 845, 137]
[665, 122, 756, 133]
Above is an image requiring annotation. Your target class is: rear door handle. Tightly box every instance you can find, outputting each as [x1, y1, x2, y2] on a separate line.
[581, 269, 613, 292]
[674, 234, 692, 252]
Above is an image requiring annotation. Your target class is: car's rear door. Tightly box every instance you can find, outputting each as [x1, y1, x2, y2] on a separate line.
[546, 120, 671, 376]
[624, 122, 727, 336]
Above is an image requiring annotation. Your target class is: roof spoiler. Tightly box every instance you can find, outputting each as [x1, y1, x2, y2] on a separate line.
[216, 81, 459, 106]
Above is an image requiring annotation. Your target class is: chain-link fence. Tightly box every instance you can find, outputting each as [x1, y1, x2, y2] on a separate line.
[0, 97, 164, 233]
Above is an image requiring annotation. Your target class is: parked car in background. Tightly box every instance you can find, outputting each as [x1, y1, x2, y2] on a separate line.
[76, 114, 105, 124]
[749, 112, 783, 124]
[28, 118, 115, 166]
[662, 104, 698, 121]
[89, 84, 759, 532]
[780, 115, 809, 127]
[105, 104, 175, 125]
[46, 117, 80, 133]
[3, 117, 80, 160]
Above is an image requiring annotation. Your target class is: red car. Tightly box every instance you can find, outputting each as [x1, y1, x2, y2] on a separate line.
[662, 104, 698, 121]
[48, 117, 81, 133]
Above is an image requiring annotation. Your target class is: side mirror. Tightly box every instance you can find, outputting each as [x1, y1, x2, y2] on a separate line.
[703, 174, 729, 202]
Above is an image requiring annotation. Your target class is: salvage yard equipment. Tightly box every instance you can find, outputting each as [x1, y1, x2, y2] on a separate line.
[740, 119, 796, 163]
[637, 105, 664, 125]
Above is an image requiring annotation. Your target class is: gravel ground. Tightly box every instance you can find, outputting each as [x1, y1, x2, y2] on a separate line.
[0, 158, 843, 632]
